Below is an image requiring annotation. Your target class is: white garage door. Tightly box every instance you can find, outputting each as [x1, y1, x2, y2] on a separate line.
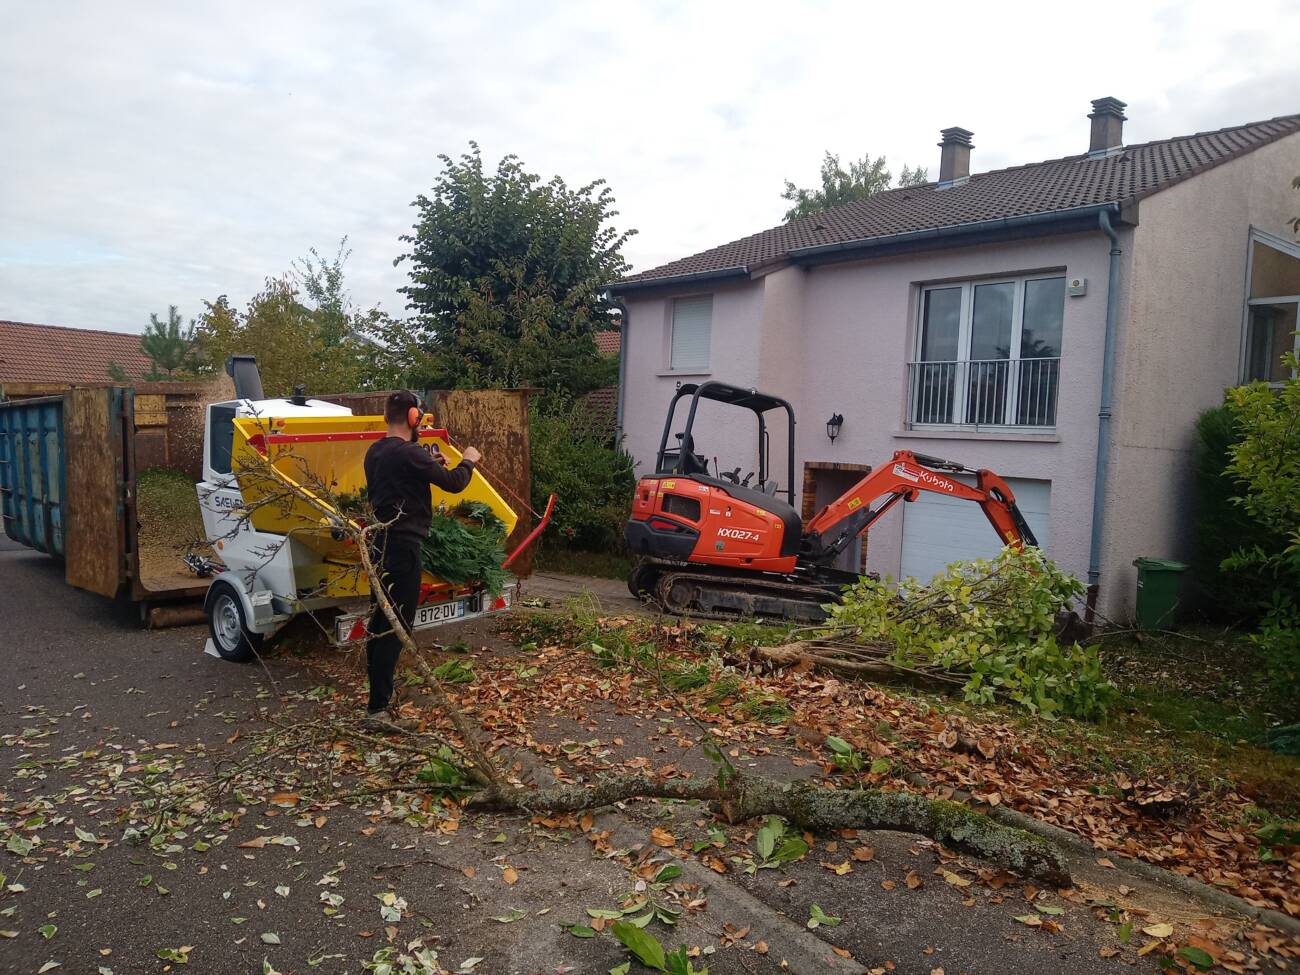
[900, 476, 1051, 583]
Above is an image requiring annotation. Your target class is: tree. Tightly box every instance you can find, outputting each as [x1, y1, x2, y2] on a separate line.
[105, 361, 128, 382]
[140, 305, 197, 379]
[390, 143, 633, 396]
[192, 243, 392, 397]
[782, 151, 928, 222]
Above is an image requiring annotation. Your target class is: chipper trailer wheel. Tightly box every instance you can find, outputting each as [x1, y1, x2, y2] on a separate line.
[206, 580, 265, 663]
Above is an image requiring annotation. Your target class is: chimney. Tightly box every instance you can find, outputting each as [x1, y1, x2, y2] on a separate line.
[937, 127, 974, 186]
[1088, 97, 1127, 155]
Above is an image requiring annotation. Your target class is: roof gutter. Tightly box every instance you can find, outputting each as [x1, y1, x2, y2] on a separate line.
[787, 202, 1123, 263]
[607, 265, 749, 296]
[1085, 204, 1124, 621]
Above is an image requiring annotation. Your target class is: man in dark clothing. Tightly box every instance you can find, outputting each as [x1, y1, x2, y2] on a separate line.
[362, 390, 481, 728]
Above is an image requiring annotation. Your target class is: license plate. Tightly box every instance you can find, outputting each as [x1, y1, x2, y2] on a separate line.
[414, 599, 465, 628]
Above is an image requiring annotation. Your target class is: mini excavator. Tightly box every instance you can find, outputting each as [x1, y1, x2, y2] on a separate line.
[625, 381, 1038, 622]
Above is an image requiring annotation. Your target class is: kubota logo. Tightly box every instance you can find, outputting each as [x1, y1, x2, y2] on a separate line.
[717, 528, 761, 542]
[893, 463, 955, 492]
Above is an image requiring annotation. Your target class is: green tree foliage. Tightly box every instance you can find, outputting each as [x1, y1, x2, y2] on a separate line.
[140, 305, 198, 379]
[105, 361, 128, 382]
[1221, 348, 1300, 700]
[782, 151, 929, 221]
[193, 243, 391, 397]
[828, 547, 1114, 720]
[389, 144, 632, 395]
[530, 399, 636, 552]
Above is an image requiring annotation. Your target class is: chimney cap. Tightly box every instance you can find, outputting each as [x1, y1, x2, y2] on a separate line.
[1088, 97, 1127, 120]
[938, 126, 975, 147]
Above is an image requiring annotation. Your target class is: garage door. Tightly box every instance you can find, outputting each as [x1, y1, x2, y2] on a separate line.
[900, 476, 1050, 583]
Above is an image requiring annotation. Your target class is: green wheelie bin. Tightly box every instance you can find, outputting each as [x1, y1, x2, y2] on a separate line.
[1132, 557, 1187, 629]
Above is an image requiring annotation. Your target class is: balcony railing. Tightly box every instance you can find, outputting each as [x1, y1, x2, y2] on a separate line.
[906, 358, 1060, 428]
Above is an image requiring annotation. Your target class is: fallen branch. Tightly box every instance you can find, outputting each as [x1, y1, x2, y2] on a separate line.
[750, 641, 964, 690]
[466, 772, 1069, 886]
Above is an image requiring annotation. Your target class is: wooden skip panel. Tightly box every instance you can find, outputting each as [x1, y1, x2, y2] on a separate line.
[64, 387, 126, 597]
[428, 389, 536, 577]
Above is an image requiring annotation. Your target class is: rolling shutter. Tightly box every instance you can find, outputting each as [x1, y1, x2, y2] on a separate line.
[900, 476, 1050, 583]
[671, 296, 713, 370]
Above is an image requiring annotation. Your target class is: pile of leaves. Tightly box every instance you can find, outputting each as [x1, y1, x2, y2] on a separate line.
[802, 546, 1115, 719]
[420, 500, 509, 596]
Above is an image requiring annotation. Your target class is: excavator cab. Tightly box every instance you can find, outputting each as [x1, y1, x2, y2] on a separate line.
[653, 382, 796, 504]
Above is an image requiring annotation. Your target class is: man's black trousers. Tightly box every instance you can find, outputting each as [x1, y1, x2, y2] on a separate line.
[366, 530, 422, 713]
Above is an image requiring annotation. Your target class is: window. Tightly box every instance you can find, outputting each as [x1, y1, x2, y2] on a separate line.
[908, 275, 1065, 428]
[1242, 233, 1300, 384]
[670, 295, 712, 371]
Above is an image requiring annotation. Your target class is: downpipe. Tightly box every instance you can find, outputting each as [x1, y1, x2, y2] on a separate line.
[1085, 206, 1122, 622]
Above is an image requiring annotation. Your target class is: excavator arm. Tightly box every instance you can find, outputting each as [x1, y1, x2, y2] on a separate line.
[802, 450, 1038, 566]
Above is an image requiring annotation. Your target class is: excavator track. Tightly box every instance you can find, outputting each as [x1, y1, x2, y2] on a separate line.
[632, 560, 838, 624]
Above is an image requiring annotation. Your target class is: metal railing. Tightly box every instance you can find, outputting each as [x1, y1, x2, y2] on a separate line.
[906, 357, 1059, 428]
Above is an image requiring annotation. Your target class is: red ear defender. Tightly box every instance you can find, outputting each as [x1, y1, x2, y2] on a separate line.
[408, 407, 421, 429]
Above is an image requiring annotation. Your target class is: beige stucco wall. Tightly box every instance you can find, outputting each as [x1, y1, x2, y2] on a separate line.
[1101, 130, 1300, 619]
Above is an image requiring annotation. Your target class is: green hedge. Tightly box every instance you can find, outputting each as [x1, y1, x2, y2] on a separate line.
[530, 399, 636, 553]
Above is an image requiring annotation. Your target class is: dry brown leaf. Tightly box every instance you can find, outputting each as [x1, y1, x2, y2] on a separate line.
[650, 827, 676, 848]
[881, 879, 897, 890]
[461, 866, 476, 879]
[1095, 858, 1115, 869]
[852, 846, 875, 862]
[832, 947, 852, 958]
[942, 870, 971, 888]
[1099, 947, 1119, 958]
[706, 857, 728, 874]
[1142, 922, 1173, 939]
[905, 871, 923, 890]
[502, 865, 518, 886]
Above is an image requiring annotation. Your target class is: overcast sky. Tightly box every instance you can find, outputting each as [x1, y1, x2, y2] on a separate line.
[3, 0, 1298, 333]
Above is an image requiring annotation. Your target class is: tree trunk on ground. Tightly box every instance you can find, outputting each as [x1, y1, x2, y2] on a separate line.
[468, 772, 1069, 886]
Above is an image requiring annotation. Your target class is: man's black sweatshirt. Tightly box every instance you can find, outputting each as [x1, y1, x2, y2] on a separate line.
[363, 436, 476, 539]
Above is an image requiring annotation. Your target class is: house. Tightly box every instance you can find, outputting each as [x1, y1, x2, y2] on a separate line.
[0, 320, 153, 398]
[610, 99, 1300, 620]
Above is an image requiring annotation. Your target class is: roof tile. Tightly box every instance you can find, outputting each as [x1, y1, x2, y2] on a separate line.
[620, 114, 1300, 286]
[0, 320, 154, 384]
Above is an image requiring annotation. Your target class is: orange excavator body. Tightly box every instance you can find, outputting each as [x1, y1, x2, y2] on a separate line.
[626, 382, 1037, 621]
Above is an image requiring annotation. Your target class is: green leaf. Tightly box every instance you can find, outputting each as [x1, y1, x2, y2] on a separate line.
[156, 947, 192, 963]
[825, 735, 853, 756]
[586, 908, 623, 920]
[566, 924, 596, 939]
[772, 836, 809, 864]
[653, 864, 682, 884]
[1034, 904, 1065, 915]
[869, 758, 892, 775]
[807, 904, 841, 928]
[492, 908, 526, 923]
[38, 924, 57, 940]
[5, 834, 33, 856]
[610, 920, 667, 969]
[608, 965, 631, 975]
[1176, 946, 1214, 970]
[626, 911, 654, 928]
[260, 932, 281, 945]
[75, 827, 100, 844]
[1117, 920, 1133, 944]
[755, 816, 783, 861]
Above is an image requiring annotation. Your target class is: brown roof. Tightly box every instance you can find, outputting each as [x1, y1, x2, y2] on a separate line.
[0, 320, 153, 384]
[595, 330, 622, 356]
[617, 113, 1300, 288]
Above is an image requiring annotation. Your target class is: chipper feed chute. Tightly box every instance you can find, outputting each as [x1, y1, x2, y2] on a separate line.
[228, 414, 518, 598]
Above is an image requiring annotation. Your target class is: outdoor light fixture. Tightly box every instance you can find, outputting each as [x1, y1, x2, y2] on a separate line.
[826, 413, 844, 443]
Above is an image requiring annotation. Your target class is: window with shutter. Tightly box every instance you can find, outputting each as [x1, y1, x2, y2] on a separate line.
[670, 295, 713, 371]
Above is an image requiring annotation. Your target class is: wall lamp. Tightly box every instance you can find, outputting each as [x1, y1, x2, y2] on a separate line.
[826, 413, 844, 443]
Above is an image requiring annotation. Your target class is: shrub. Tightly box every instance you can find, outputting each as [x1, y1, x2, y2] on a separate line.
[1223, 358, 1300, 703]
[827, 547, 1115, 720]
[530, 398, 636, 552]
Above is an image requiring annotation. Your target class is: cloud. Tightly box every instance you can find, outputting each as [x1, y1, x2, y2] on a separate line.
[1, 0, 1297, 332]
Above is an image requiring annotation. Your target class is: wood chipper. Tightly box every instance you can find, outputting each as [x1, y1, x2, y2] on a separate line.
[198, 357, 553, 661]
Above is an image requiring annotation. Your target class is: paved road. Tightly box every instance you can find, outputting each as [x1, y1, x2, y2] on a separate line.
[0, 538, 1268, 975]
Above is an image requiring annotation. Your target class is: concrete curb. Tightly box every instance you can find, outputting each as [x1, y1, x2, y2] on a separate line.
[902, 772, 1300, 938]
[597, 812, 867, 975]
